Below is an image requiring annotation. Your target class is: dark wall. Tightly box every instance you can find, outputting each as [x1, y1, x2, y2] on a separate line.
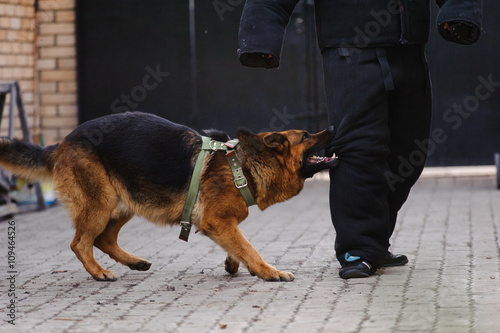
[426, 1, 500, 166]
[76, 0, 500, 166]
[76, 0, 326, 137]
[76, 1, 192, 126]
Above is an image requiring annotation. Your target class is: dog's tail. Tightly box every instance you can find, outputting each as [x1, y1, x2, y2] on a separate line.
[0, 138, 58, 181]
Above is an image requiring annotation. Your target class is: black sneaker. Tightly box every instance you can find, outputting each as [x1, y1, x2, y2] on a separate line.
[339, 258, 376, 279]
[382, 252, 408, 267]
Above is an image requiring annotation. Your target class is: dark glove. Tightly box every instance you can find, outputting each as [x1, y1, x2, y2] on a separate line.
[238, 52, 279, 69]
[439, 21, 481, 45]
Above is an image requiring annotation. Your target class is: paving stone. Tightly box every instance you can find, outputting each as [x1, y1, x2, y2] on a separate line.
[1, 176, 500, 332]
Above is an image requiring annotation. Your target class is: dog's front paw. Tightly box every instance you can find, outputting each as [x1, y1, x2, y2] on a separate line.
[225, 256, 240, 275]
[262, 270, 294, 282]
[254, 264, 294, 282]
[128, 260, 152, 271]
[93, 269, 117, 281]
[276, 270, 294, 282]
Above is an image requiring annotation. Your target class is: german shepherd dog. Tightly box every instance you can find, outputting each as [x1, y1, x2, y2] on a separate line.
[0, 112, 337, 282]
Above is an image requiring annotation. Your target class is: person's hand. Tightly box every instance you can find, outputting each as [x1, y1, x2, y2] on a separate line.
[439, 21, 480, 45]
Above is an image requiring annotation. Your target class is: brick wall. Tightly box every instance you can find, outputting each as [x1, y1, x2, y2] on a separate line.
[37, 0, 77, 142]
[0, 0, 36, 138]
[0, 0, 77, 144]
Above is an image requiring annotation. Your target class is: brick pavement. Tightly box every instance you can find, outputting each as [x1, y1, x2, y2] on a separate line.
[1, 175, 499, 333]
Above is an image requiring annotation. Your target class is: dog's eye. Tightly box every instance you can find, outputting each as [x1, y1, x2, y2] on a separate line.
[301, 132, 310, 141]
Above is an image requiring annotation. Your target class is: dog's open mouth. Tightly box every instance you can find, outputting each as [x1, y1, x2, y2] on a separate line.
[301, 152, 339, 178]
[306, 155, 336, 166]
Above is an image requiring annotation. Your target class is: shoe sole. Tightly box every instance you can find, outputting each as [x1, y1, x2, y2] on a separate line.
[339, 270, 370, 279]
[381, 258, 409, 267]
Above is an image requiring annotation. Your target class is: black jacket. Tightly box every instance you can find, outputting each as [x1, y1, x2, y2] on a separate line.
[238, 0, 482, 68]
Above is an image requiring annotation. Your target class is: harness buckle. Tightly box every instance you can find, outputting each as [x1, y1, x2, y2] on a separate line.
[234, 176, 248, 189]
[179, 221, 192, 242]
[208, 140, 219, 151]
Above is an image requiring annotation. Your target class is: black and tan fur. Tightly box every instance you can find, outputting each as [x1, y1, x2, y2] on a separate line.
[0, 112, 337, 282]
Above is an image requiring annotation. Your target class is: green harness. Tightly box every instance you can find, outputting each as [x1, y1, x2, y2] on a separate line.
[179, 136, 256, 241]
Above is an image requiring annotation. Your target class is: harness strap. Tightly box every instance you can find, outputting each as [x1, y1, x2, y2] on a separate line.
[179, 136, 211, 242]
[226, 150, 256, 206]
[179, 136, 255, 242]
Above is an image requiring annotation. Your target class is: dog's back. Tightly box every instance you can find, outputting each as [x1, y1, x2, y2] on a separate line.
[0, 111, 204, 227]
[63, 112, 201, 193]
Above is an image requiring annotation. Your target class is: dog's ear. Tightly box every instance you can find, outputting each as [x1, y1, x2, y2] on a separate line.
[237, 128, 259, 144]
[263, 132, 287, 151]
[238, 128, 266, 152]
[238, 129, 287, 153]
[237, 128, 256, 138]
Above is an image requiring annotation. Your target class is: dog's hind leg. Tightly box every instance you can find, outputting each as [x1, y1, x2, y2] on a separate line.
[71, 225, 117, 281]
[94, 213, 152, 271]
[55, 150, 121, 281]
[67, 200, 119, 281]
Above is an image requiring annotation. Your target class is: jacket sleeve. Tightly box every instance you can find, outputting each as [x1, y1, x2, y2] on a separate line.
[435, 0, 483, 45]
[238, 0, 300, 68]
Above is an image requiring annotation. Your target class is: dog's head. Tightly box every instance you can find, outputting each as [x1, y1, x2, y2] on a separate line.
[257, 126, 338, 178]
[237, 126, 338, 209]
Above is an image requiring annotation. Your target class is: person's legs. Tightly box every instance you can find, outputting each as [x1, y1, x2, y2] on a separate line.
[323, 47, 392, 271]
[386, 45, 432, 239]
[323, 45, 432, 278]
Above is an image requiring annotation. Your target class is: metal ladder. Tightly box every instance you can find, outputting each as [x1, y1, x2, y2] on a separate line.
[0, 81, 46, 214]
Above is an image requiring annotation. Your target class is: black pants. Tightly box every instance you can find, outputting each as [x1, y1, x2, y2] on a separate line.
[322, 45, 432, 268]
